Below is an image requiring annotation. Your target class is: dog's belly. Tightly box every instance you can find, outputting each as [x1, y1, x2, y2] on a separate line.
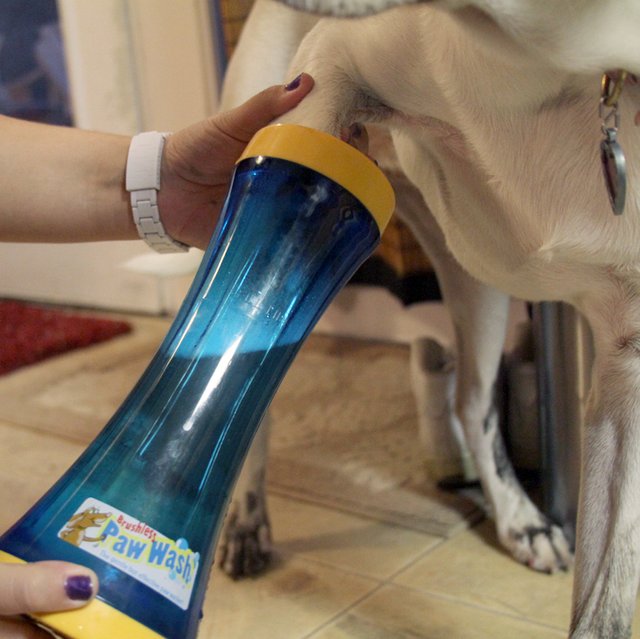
[392, 108, 640, 304]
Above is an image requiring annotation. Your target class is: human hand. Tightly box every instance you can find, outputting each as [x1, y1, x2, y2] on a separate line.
[0, 560, 97, 638]
[158, 73, 315, 250]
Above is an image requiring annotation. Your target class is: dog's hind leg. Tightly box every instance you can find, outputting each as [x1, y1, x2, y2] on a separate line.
[218, 413, 273, 578]
[569, 290, 640, 638]
[215, 0, 319, 578]
[219, 0, 319, 110]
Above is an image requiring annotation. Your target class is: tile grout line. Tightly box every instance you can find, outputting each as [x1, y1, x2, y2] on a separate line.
[386, 533, 452, 580]
[299, 581, 389, 639]
[287, 557, 565, 638]
[290, 526, 567, 637]
[0, 416, 91, 447]
[283, 523, 489, 638]
[376, 579, 568, 634]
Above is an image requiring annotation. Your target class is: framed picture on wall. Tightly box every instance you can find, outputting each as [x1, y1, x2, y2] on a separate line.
[0, 0, 71, 125]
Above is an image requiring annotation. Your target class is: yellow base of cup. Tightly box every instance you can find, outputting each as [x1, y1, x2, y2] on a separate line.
[0, 550, 164, 639]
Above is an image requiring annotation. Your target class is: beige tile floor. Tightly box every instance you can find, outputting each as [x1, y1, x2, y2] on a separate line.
[0, 311, 639, 639]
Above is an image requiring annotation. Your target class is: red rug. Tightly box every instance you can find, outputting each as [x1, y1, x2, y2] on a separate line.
[0, 300, 132, 375]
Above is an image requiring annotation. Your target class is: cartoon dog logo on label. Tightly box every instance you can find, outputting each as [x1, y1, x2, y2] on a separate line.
[58, 497, 199, 610]
[59, 506, 111, 546]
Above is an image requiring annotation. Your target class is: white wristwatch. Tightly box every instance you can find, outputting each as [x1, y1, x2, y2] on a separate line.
[126, 131, 189, 253]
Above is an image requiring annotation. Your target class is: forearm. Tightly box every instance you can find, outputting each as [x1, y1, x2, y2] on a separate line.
[0, 115, 136, 243]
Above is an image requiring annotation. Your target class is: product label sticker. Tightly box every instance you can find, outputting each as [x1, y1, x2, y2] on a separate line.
[58, 498, 199, 610]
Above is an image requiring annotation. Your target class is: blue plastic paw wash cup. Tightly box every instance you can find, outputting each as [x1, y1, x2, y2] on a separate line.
[0, 123, 395, 639]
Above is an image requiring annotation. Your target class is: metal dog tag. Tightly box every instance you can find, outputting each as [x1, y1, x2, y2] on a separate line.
[600, 128, 627, 215]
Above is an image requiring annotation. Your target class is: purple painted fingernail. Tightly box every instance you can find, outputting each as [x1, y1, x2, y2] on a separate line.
[65, 575, 93, 601]
[284, 74, 302, 91]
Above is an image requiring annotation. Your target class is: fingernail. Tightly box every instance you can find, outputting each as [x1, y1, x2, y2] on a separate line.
[65, 575, 93, 601]
[284, 74, 302, 91]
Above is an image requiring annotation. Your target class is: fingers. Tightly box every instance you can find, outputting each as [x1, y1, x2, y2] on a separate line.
[214, 73, 315, 143]
[0, 561, 98, 616]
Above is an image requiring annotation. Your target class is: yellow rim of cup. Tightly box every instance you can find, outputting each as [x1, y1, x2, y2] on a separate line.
[237, 123, 395, 234]
[0, 550, 164, 639]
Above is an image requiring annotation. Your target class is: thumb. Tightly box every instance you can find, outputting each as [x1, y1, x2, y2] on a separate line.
[215, 73, 314, 143]
[0, 617, 56, 639]
[0, 561, 98, 616]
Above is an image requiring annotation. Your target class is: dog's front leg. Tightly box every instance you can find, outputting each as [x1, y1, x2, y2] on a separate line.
[569, 294, 640, 639]
[219, 0, 319, 110]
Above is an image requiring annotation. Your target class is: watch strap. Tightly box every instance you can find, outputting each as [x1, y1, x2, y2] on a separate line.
[126, 131, 188, 253]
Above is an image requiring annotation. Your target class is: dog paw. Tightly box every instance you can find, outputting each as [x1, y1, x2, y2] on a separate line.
[217, 493, 272, 579]
[504, 519, 573, 574]
[218, 520, 272, 578]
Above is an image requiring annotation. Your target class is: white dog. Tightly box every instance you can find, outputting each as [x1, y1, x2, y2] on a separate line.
[216, 2, 640, 637]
